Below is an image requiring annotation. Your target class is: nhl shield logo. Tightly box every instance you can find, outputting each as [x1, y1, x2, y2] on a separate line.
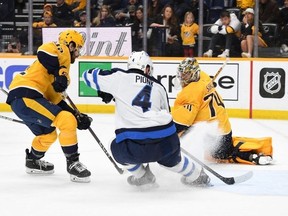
[259, 68, 285, 98]
[263, 72, 281, 95]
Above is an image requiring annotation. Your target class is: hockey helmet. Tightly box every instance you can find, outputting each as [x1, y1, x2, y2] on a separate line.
[58, 29, 84, 49]
[176, 58, 200, 87]
[127, 51, 154, 76]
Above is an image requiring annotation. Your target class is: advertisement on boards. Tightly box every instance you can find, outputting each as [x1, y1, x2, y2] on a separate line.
[253, 61, 288, 111]
[77, 59, 249, 110]
[42, 27, 132, 57]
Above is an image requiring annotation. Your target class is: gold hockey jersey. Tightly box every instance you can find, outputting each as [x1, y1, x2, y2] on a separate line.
[8, 42, 71, 104]
[172, 71, 231, 135]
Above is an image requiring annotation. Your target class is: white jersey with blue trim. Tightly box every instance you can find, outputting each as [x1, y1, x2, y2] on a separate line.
[82, 68, 175, 143]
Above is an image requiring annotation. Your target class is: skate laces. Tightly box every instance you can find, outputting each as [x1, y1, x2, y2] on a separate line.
[69, 161, 87, 173]
[35, 159, 50, 169]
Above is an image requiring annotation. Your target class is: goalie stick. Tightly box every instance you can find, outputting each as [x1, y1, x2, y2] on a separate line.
[206, 58, 230, 91]
[181, 147, 253, 185]
[62, 92, 125, 175]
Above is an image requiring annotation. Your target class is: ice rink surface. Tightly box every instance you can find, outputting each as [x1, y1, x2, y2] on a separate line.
[0, 113, 288, 216]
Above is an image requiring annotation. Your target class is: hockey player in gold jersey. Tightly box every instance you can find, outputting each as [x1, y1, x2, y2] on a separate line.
[172, 58, 273, 165]
[6, 30, 92, 182]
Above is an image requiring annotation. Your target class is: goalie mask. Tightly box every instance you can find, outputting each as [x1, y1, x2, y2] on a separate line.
[176, 58, 200, 87]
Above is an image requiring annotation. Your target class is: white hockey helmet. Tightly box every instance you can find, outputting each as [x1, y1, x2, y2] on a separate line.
[127, 51, 154, 76]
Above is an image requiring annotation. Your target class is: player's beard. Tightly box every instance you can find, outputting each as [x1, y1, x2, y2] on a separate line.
[70, 51, 76, 64]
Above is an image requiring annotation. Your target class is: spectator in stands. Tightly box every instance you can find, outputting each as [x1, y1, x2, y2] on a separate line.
[132, 7, 144, 51]
[115, 0, 140, 26]
[52, 0, 74, 27]
[103, 0, 121, 11]
[65, 0, 86, 13]
[236, 0, 255, 11]
[148, 0, 162, 22]
[15, 0, 27, 14]
[33, 11, 57, 52]
[74, 11, 90, 26]
[6, 38, 21, 53]
[240, 8, 267, 58]
[44, 4, 53, 13]
[123, 5, 137, 26]
[203, 11, 241, 57]
[150, 5, 182, 56]
[32, 11, 57, 28]
[259, 0, 280, 23]
[92, 5, 116, 27]
[181, 11, 199, 57]
[188, 0, 208, 23]
[279, 0, 288, 53]
[171, 0, 189, 23]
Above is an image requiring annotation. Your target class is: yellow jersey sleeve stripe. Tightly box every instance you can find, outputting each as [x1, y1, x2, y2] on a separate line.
[37, 49, 58, 57]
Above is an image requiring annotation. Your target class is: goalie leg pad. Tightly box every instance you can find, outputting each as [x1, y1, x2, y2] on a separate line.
[231, 137, 273, 164]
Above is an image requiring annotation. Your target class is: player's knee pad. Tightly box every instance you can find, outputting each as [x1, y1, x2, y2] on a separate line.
[32, 130, 57, 152]
[231, 136, 273, 164]
[53, 111, 78, 146]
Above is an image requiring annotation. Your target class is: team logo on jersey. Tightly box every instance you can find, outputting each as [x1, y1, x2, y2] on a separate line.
[259, 68, 285, 98]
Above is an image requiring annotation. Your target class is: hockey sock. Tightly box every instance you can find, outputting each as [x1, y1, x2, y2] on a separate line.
[125, 164, 146, 178]
[30, 147, 46, 160]
[164, 154, 201, 182]
[62, 144, 79, 158]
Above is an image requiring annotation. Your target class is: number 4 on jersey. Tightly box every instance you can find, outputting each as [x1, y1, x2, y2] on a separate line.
[132, 85, 152, 112]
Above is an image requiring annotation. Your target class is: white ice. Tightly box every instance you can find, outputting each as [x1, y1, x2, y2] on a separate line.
[0, 113, 288, 216]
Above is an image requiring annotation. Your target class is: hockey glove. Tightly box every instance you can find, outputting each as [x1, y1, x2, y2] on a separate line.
[98, 91, 114, 104]
[76, 113, 92, 130]
[52, 75, 68, 93]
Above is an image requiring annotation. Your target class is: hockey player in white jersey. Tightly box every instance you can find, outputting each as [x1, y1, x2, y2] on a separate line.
[82, 51, 210, 187]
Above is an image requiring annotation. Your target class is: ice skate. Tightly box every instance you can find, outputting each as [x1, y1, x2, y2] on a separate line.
[181, 168, 211, 187]
[25, 149, 54, 174]
[67, 154, 91, 183]
[251, 154, 273, 165]
[127, 164, 156, 187]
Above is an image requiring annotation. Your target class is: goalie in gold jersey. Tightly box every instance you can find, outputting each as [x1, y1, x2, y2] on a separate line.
[6, 30, 93, 182]
[172, 58, 273, 165]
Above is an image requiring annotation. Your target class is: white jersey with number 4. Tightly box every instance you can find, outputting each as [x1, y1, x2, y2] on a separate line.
[82, 68, 176, 143]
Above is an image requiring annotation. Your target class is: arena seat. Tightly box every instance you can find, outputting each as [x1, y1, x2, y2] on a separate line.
[262, 23, 279, 47]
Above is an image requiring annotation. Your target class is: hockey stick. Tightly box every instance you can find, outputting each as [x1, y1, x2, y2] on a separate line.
[181, 147, 253, 185]
[0, 87, 8, 96]
[0, 114, 25, 124]
[62, 92, 125, 175]
[206, 58, 230, 91]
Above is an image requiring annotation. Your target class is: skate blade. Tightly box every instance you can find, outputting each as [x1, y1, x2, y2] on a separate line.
[70, 175, 91, 183]
[26, 168, 54, 175]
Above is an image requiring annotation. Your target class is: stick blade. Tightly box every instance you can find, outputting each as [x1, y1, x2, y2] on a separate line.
[223, 171, 253, 185]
